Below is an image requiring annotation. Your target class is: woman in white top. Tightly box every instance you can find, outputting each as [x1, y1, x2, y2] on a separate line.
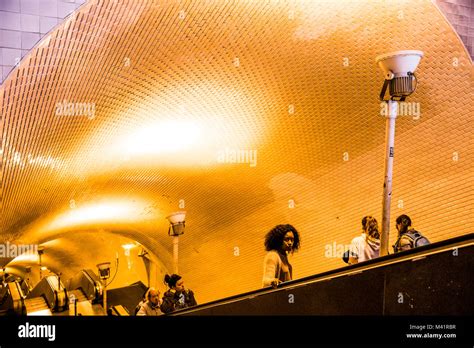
[262, 224, 301, 288]
[348, 216, 380, 265]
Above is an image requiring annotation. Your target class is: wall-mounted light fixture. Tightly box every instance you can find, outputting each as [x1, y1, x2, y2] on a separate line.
[37, 246, 45, 280]
[96, 262, 111, 280]
[96, 262, 111, 313]
[166, 211, 186, 236]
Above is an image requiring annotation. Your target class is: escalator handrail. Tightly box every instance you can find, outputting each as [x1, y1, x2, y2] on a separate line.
[170, 232, 474, 315]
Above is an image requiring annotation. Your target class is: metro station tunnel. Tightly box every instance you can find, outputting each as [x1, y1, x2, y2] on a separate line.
[0, 0, 473, 317]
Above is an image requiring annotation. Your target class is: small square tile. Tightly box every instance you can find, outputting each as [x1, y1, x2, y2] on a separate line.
[21, 13, 40, 32]
[452, 0, 473, 7]
[0, 11, 21, 30]
[457, 25, 469, 36]
[38, 0, 57, 17]
[40, 16, 57, 33]
[0, 0, 20, 13]
[0, 29, 22, 48]
[1, 48, 21, 66]
[20, 0, 39, 15]
[457, 5, 473, 17]
[21, 31, 40, 49]
[57, 1, 76, 18]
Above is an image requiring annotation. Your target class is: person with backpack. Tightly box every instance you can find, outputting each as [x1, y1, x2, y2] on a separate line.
[393, 214, 430, 253]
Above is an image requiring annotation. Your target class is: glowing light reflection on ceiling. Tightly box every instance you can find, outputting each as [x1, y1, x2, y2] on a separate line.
[46, 200, 150, 231]
[122, 120, 202, 156]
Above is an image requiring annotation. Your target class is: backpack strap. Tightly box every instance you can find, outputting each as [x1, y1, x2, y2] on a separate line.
[403, 231, 417, 243]
[393, 233, 415, 252]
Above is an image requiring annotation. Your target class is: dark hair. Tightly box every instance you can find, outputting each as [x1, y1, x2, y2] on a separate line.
[396, 214, 412, 234]
[164, 274, 182, 288]
[361, 216, 369, 229]
[362, 216, 380, 240]
[264, 224, 300, 254]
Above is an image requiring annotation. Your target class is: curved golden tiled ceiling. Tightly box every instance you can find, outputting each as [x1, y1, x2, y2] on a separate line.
[1, 0, 473, 302]
[2, 231, 163, 291]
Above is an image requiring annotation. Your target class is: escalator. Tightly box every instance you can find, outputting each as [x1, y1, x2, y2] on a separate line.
[0, 281, 24, 315]
[23, 296, 52, 316]
[66, 270, 105, 315]
[0, 279, 54, 316]
[65, 270, 144, 315]
[68, 288, 88, 303]
[25, 275, 67, 315]
[67, 269, 103, 304]
[171, 233, 474, 316]
[1, 268, 139, 315]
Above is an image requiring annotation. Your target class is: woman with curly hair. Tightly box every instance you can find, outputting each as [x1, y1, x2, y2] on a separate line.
[262, 224, 301, 288]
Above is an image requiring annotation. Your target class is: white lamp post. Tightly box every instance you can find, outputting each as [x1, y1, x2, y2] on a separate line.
[375, 50, 423, 256]
[166, 211, 186, 274]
